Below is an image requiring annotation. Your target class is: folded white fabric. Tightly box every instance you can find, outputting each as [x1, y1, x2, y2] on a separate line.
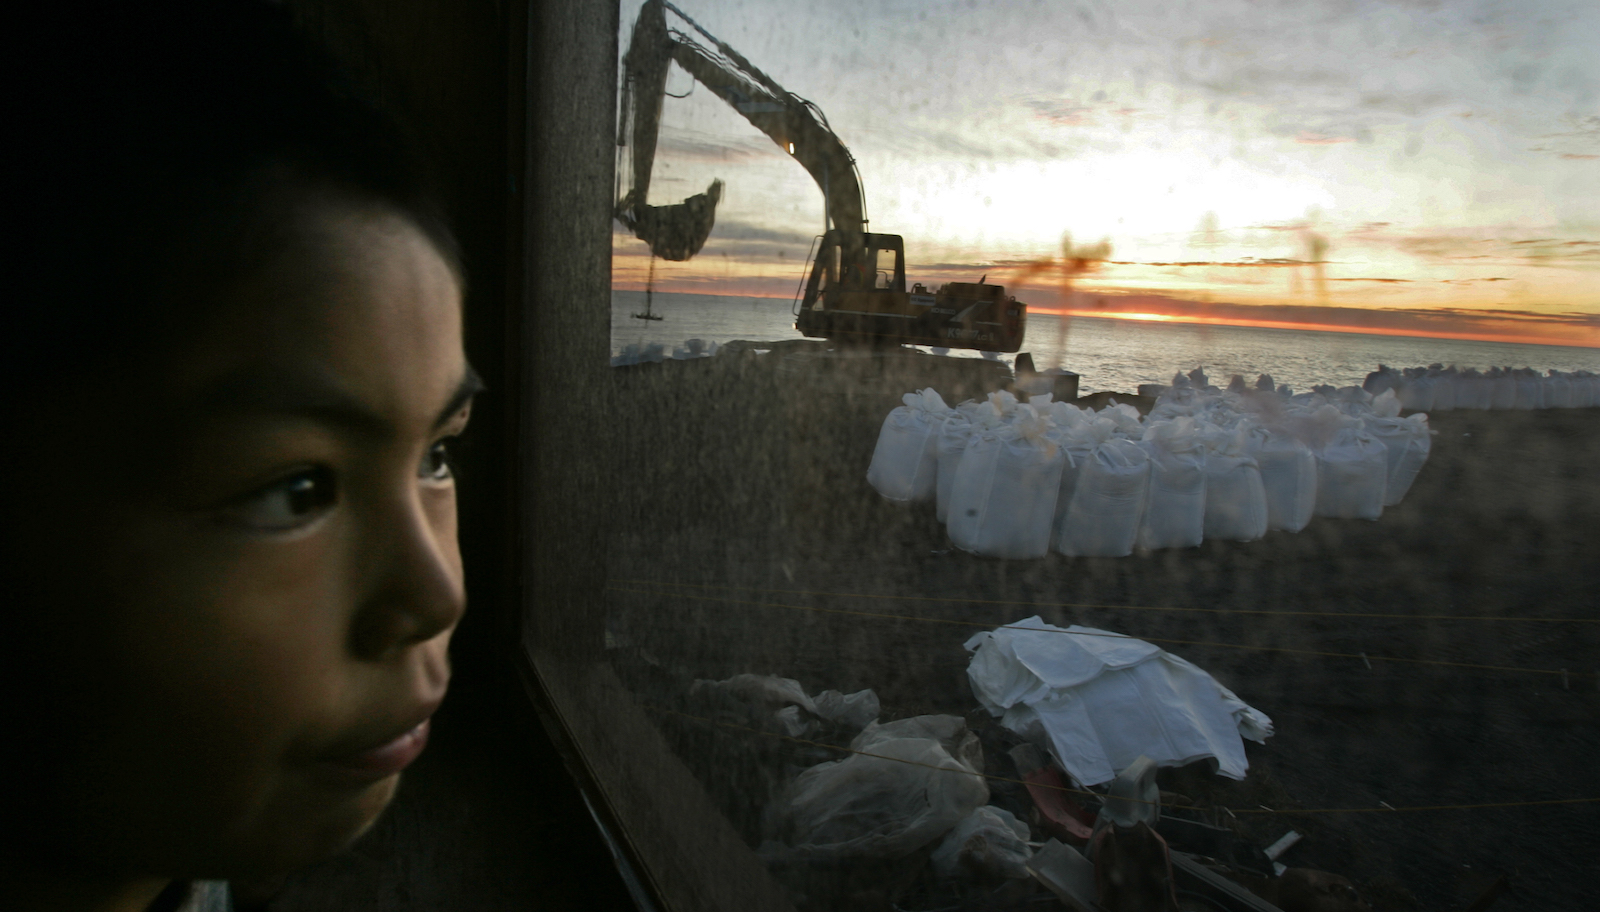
[965, 616, 1272, 787]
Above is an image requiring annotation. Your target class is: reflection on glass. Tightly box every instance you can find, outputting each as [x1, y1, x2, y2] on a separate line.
[592, 1, 1599, 910]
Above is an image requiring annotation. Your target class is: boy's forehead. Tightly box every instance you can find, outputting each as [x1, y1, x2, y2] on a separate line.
[164, 205, 469, 432]
[176, 362, 480, 441]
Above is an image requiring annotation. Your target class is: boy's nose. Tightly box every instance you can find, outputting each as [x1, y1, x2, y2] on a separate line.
[349, 492, 466, 661]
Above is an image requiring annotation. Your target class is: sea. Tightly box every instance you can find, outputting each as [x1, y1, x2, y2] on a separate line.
[611, 290, 1599, 395]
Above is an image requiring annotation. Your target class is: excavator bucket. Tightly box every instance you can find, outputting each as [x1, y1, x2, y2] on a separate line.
[621, 179, 723, 262]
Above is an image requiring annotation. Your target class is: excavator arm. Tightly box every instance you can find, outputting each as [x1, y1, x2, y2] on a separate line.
[616, 0, 867, 268]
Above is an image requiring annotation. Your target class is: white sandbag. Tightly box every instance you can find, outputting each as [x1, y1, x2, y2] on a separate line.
[1457, 370, 1493, 409]
[1201, 425, 1267, 542]
[1514, 372, 1544, 410]
[1546, 372, 1573, 408]
[1364, 413, 1431, 506]
[1314, 417, 1388, 520]
[1137, 418, 1207, 551]
[947, 409, 1066, 559]
[1363, 366, 1401, 396]
[1250, 427, 1317, 532]
[1430, 371, 1457, 411]
[1099, 401, 1146, 438]
[866, 389, 951, 502]
[1056, 439, 1150, 558]
[936, 418, 974, 524]
[935, 398, 1009, 523]
[930, 806, 1033, 881]
[1397, 374, 1434, 412]
[1575, 373, 1598, 408]
[1489, 370, 1518, 409]
[1046, 406, 1114, 532]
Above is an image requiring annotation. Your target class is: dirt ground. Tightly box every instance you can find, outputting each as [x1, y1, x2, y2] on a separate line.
[602, 349, 1599, 911]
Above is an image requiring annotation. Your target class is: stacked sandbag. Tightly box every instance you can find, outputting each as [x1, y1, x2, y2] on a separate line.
[1514, 368, 1545, 410]
[1396, 368, 1435, 412]
[1371, 362, 1597, 411]
[1487, 367, 1519, 409]
[1042, 402, 1116, 535]
[867, 388, 953, 502]
[1137, 417, 1208, 551]
[935, 393, 1013, 522]
[1200, 422, 1268, 541]
[946, 404, 1067, 559]
[1249, 424, 1317, 532]
[1456, 368, 1493, 410]
[1055, 438, 1151, 557]
[867, 360, 1459, 559]
[1573, 371, 1599, 407]
[1429, 367, 1458, 412]
[1306, 405, 1388, 520]
[1362, 398, 1431, 506]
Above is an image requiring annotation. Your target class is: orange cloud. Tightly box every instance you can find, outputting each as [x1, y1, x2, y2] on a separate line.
[1047, 292, 1600, 348]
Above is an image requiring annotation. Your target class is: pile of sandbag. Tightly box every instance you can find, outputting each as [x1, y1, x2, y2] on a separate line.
[1364, 364, 1599, 411]
[866, 367, 1434, 559]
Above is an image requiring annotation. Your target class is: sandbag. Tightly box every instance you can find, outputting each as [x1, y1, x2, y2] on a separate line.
[1251, 427, 1317, 532]
[947, 410, 1066, 559]
[1489, 370, 1518, 409]
[935, 398, 1007, 523]
[1046, 406, 1114, 534]
[1137, 419, 1207, 551]
[1364, 413, 1431, 506]
[1457, 369, 1492, 409]
[935, 417, 974, 523]
[1056, 440, 1150, 558]
[1429, 371, 1457, 411]
[1546, 372, 1573, 408]
[867, 389, 952, 502]
[1397, 374, 1434, 412]
[1202, 447, 1268, 543]
[1514, 372, 1544, 410]
[1314, 421, 1388, 520]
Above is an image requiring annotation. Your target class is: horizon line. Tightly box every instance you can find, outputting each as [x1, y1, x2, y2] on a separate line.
[611, 285, 1600, 351]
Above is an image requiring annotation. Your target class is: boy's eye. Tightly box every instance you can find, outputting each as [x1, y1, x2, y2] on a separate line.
[223, 466, 338, 530]
[420, 439, 454, 482]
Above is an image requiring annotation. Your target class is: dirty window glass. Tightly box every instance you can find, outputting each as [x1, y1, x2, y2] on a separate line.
[563, 1, 1598, 910]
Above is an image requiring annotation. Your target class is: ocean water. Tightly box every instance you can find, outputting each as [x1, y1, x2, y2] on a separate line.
[611, 290, 1599, 395]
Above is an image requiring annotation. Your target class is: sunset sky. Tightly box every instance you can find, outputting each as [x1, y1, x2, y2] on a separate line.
[613, 0, 1600, 347]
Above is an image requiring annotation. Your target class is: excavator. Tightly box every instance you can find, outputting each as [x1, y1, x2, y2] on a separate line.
[615, 0, 1026, 352]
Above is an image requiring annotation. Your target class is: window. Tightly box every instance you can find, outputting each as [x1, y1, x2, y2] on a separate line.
[525, 3, 1600, 910]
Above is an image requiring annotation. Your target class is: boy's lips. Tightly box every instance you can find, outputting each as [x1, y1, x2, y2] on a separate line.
[317, 709, 437, 783]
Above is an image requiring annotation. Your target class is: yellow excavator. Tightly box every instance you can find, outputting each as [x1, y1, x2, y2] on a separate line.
[616, 0, 1026, 352]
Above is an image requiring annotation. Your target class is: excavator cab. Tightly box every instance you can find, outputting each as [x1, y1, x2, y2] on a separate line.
[796, 230, 1024, 352]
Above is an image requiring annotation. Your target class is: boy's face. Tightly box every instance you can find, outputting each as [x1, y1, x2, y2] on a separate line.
[39, 201, 475, 877]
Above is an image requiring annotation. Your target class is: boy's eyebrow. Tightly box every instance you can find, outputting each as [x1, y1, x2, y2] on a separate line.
[192, 364, 484, 440]
[434, 365, 484, 431]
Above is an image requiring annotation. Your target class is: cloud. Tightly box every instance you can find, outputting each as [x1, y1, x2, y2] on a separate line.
[1294, 131, 1356, 145]
[1109, 258, 1311, 267]
[653, 132, 775, 162]
[1043, 291, 1600, 347]
[707, 218, 815, 246]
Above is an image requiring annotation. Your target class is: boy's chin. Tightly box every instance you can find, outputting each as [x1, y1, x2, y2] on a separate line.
[213, 772, 403, 879]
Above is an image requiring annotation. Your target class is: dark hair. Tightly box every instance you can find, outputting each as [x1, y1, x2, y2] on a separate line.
[9, 0, 458, 386]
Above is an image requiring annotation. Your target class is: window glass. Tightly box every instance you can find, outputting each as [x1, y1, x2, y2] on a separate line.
[554, 2, 1600, 910]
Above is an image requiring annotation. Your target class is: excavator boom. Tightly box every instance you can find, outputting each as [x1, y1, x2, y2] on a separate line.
[616, 0, 1025, 353]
